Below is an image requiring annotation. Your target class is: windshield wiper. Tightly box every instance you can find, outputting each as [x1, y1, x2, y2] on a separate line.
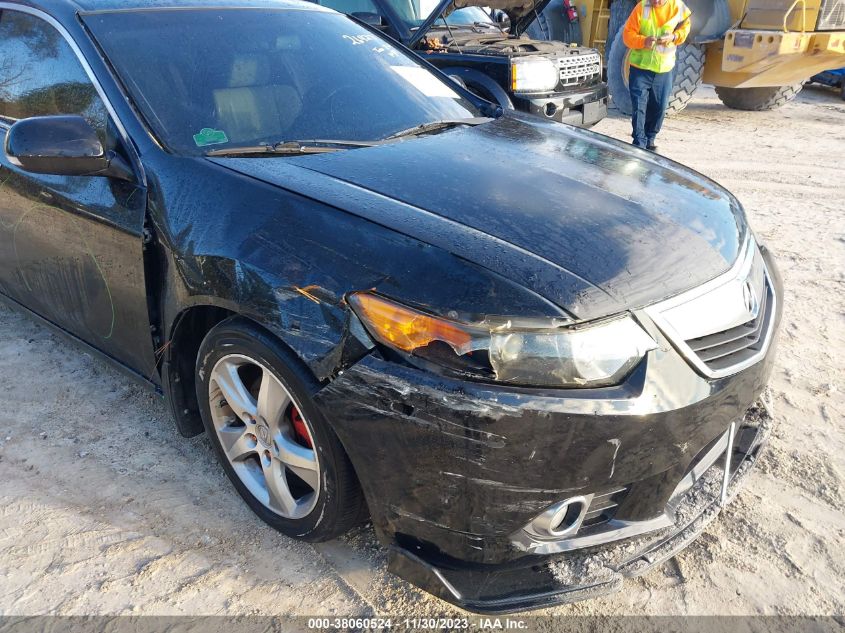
[207, 121, 492, 156]
[385, 117, 492, 141]
[206, 139, 380, 157]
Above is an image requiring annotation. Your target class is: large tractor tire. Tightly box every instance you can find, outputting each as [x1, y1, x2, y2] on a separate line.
[714, 83, 805, 111]
[665, 43, 705, 114]
[606, 0, 637, 63]
[607, 28, 705, 116]
[525, 5, 582, 45]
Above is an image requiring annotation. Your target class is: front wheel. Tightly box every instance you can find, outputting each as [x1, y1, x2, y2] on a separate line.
[196, 316, 365, 541]
[715, 83, 804, 111]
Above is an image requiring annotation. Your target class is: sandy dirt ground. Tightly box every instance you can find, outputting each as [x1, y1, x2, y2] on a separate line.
[0, 84, 843, 619]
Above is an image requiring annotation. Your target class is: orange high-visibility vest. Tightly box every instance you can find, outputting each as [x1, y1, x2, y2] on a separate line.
[629, 0, 690, 73]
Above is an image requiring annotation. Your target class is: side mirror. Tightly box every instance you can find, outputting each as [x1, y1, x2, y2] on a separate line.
[4, 115, 133, 181]
[351, 11, 386, 27]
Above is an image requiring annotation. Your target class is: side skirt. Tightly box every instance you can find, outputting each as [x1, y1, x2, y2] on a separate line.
[0, 290, 163, 396]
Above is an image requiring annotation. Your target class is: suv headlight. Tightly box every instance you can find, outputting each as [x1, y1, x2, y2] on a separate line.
[511, 57, 559, 94]
[349, 292, 656, 388]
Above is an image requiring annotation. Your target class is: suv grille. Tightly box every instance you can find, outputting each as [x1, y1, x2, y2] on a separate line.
[818, 0, 845, 30]
[558, 52, 601, 87]
[644, 237, 778, 379]
[685, 278, 775, 373]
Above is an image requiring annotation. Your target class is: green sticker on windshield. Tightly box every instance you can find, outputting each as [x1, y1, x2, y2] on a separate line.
[193, 127, 229, 147]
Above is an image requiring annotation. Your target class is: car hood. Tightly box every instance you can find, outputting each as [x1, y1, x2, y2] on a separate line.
[209, 115, 747, 321]
[410, 0, 552, 44]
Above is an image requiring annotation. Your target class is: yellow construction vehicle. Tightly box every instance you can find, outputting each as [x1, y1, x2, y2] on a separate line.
[532, 0, 845, 114]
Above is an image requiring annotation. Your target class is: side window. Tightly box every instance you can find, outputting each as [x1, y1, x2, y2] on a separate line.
[0, 10, 107, 140]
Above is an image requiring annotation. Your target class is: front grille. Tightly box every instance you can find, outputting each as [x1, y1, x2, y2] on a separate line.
[684, 279, 775, 373]
[557, 52, 601, 87]
[581, 487, 629, 528]
[818, 0, 845, 30]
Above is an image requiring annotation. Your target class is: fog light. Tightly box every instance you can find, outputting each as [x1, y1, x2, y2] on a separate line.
[544, 102, 557, 117]
[527, 495, 590, 539]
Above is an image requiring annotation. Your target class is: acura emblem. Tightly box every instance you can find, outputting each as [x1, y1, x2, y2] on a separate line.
[742, 280, 757, 315]
[256, 422, 271, 447]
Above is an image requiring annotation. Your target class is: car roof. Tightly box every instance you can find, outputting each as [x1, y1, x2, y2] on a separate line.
[17, 0, 320, 14]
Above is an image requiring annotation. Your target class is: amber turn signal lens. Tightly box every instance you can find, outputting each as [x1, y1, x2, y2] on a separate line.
[349, 293, 474, 354]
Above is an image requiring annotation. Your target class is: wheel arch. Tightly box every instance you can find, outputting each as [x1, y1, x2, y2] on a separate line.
[446, 67, 515, 109]
[162, 294, 374, 438]
[163, 301, 315, 438]
[162, 303, 238, 437]
[162, 297, 325, 438]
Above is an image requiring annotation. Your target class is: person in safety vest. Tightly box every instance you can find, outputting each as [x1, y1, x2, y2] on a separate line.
[622, 0, 691, 151]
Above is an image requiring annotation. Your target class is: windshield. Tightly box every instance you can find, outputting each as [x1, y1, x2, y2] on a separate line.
[85, 9, 481, 155]
[386, 0, 496, 28]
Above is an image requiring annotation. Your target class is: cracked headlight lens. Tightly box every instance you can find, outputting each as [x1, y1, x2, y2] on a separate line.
[349, 292, 656, 388]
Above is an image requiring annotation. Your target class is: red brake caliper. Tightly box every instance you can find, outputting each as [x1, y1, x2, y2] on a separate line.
[290, 406, 313, 449]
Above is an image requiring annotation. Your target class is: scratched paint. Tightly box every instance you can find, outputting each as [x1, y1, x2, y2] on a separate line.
[0, 4, 782, 611]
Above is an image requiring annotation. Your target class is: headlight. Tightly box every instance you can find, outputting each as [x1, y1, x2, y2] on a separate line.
[511, 58, 559, 94]
[349, 292, 656, 388]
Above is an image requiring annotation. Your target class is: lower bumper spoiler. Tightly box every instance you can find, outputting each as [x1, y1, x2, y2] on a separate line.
[387, 401, 774, 614]
[520, 85, 608, 127]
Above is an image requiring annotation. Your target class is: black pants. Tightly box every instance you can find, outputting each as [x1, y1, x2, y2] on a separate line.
[629, 66, 673, 148]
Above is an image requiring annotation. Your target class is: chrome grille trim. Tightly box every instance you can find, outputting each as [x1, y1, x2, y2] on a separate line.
[643, 235, 778, 379]
[687, 278, 773, 370]
[557, 52, 601, 87]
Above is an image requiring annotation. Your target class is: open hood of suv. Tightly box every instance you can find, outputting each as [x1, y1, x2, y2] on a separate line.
[409, 0, 553, 46]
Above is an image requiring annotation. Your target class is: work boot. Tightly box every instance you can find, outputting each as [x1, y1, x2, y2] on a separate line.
[646, 142, 658, 152]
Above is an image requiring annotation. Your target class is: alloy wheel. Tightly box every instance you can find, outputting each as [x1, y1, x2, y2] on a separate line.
[208, 354, 320, 519]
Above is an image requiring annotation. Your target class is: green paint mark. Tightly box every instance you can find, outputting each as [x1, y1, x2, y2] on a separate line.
[0, 173, 15, 230]
[71, 216, 116, 340]
[193, 127, 229, 147]
[3, 197, 115, 340]
[0, 172, 115, 339]
[12, 201, 48, 293]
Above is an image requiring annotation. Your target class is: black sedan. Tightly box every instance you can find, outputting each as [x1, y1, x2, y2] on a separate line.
[0, 0, 781, 613]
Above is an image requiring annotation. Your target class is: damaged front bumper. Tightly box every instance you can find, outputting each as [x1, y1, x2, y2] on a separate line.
[313, 246, 782, 613]
[315, 344, 779, 612]
[387, 403, 773, 613]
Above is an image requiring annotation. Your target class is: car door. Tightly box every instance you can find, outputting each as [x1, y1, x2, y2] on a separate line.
[0, 8, 157, 378]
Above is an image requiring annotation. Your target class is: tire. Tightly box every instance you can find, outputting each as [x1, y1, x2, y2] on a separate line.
[665, 43, 705, 115]
[715, 83, 805, 111]
[607, 28, 705, 116]
[196, 316, 365, 541]
[606, 0, 637, 63]
[526, 5, 582, 44]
